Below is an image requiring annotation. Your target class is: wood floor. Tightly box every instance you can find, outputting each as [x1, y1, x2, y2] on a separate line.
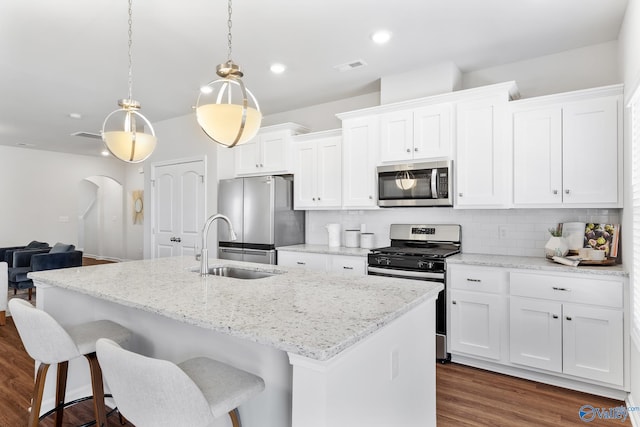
[0, 309, 630, 427]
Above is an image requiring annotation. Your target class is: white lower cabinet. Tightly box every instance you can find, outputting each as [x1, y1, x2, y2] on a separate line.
[278, 250, 366, 276]
[509, 272, 624, 387]
[448, 265, 508, 361]
[448, 263, 628, 395]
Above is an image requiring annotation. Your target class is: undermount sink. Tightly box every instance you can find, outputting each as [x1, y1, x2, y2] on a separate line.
[193, 266, 282, 280]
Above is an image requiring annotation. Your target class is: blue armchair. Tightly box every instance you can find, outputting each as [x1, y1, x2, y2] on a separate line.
[0, 241, 50, 267]
[8, 243, 83, 300]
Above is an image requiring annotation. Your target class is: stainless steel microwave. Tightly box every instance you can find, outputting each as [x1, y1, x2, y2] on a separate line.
[377, 160, 453, 207]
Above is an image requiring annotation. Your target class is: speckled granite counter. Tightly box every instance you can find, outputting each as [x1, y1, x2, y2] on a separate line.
[277, 244, 370, 257]
[447, 253, 628, 277]
[29, 256, 441, 361]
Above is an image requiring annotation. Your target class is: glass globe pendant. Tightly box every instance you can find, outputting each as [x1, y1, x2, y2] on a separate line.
[101, 0, 157, 163]
[196, 0, 262, 148]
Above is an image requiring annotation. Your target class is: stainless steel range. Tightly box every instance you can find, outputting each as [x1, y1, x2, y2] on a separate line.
[367, 224, 461, 361]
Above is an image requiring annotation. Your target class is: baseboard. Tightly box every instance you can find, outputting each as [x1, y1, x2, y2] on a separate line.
[627, 393, 640, 427]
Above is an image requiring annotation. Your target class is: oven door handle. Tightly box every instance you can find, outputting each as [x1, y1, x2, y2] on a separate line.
[368, 266, 444, 280]
[431, 168, 438, 199]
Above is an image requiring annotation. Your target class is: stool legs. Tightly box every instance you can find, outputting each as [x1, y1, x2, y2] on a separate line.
[29, 362, 50, 427]
[229, 408, 241, 427]
[85, 352, 108, 427]
[55, 361, 69, 427]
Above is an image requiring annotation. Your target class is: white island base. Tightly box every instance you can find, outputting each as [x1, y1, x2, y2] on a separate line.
[35, 284, 436, 427]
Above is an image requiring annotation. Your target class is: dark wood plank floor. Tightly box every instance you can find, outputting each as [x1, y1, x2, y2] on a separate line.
[0, 308, 630, 427]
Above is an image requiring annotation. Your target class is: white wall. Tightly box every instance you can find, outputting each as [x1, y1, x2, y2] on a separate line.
[618, 0, 639, 412]
[0, 145, 126, 250]
[141, 114, 219, 258]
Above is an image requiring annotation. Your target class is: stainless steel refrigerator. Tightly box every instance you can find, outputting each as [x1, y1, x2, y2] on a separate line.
[217, 175, 305, 264]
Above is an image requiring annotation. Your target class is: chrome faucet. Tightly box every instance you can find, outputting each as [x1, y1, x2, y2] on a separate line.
[200, 214, 237, 276]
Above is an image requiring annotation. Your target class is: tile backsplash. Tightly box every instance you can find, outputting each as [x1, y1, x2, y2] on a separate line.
[306, 208, 621, 259]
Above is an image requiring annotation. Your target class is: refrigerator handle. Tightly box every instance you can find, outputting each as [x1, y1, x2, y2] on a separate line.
[220, 248, 244, 255]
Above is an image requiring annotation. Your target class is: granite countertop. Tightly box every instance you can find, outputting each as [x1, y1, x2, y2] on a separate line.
[29, 256, 441, 361]
[277, 244, 371, 257]
[448, 253, 628, 277]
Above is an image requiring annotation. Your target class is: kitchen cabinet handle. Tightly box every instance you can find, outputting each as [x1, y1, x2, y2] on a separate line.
[406, 148, 411, 153]
[565, 189, 570, 194]
[458, 193, 463, 197]
[566, 316, 572, 321]
[414, 147, 418, 152]
[312, 197, 316, 201]
[170, 237, 175, 242]
[255, 164, 259, 168]
[452, 300, 457, 305]
[466, 278, 481, 283]
[318, 197, 321, 201]
[552, 314, 559, 319]
[369, 195, 373, 199]
[296, 261, 306, 265]
[552, 286, 571, 292]
[259, 163, 264, 167]
[552, 190, 558, 195]
[343, 266, 354, 270]
[175, 237, 181, 243]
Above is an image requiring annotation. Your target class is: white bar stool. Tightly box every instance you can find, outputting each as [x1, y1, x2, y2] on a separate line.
[96, 338, 265, 427]
[9, 299, 132, 427]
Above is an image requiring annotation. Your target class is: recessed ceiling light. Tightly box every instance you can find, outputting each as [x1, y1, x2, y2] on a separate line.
[371, 30, 392, 44]
[270, 63, 286, 74]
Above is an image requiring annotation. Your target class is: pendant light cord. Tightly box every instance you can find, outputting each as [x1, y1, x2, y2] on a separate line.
[127, 0, 134, 101]
[227, 0, 233, 61]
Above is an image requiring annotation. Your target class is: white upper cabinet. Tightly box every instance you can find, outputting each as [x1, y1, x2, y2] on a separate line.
[379, 104, 452, 163]
[455, 88, 514, 208]
[235, 123, 309, 176]
[340, 116, 379, 209]
[512, 86, 622, 208]
[292, 130, 342, 210]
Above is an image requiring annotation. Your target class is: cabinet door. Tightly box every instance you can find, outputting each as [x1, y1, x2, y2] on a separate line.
[235, 139, 260, 175]
[277, 251, 327, 271]
[513, 107, 563, 205]
[562, 96, 619, 205]
[261, 131, 289, 173]
[316, 137, 342, 208]
[293, 141, 318, 209]
[379, 110, 413, 162]
[329, 255, 366, 275]
[562, 303, 623, 386]
[342, 117, 379, 208]
[449, 289, 503, 360]
[455, 96, 509, 207]
[509, 297, 562, 373]
[413, 104, 452, 159]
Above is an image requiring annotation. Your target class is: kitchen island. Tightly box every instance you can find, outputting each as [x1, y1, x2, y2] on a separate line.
[30, 256, 442, 427]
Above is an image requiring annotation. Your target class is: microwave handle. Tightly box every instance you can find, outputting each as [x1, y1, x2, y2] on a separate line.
[431, 168, 438, 199]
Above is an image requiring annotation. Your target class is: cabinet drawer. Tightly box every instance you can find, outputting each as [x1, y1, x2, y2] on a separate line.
[510, 272, 623, 308]
[277, 251, 327, 271]
[329, 255, 366, 275]
[449, 265, 508, 294]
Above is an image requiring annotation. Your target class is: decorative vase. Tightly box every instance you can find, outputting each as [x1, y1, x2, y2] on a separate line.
[545, 236, 569, 258]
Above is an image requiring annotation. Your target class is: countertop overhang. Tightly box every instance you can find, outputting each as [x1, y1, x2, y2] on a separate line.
[29, 256, 442, 361]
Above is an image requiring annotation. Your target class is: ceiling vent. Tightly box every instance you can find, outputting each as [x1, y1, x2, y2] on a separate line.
[71, 131, 102, 140]
[333, 59, 367, 72]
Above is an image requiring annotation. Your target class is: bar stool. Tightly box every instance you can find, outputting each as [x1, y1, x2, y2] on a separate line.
[96, 338, 265, 427]
[9, 299, 132, 427]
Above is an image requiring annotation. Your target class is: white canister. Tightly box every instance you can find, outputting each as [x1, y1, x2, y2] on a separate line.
[344, 229, 360, 248]
[326, 223, 341, 247]
[360, 233, 375, 249]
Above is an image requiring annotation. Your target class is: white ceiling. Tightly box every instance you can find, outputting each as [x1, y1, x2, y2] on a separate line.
[0, 0, 629, 157]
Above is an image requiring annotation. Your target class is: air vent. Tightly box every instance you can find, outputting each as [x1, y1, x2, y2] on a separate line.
[333, 59, 368, 72]
[71, 131, 102, 140]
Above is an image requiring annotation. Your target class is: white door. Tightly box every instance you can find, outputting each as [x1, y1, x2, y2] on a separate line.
[509, 297, 562, 373]
[449, 289, 502, 360]
[562, 303, 624, 385]
[293, 141, 318, 209]
[513, 107, 563, 206]
[342, 117, 379, 208]
[316, 136, 342, 208]
[562, 96, 619, 205]
[152, 160, 206, 259]
[379, 110, 413, 162]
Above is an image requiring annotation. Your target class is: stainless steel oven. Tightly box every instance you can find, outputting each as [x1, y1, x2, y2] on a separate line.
[367, 224, 461, 362]
[377, 160, 453, 207]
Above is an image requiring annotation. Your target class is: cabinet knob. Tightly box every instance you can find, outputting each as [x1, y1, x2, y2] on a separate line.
[414, 147, 418, 152]
[255, 164, 259, 168]
[552, 190, 558, 195]
[565, 189, 570, 194]
[312, 198, 316, 201]
[552, 314, 559, 319]
[296, 261, 306, 265]
[452, 300, 457, 305]
[259, 163, 264, 167]
[458, 193, 463, 197]
[369, 195, 373, 199]
[317, 197, 321, 201]
[566, 316, 572, 321]
[406, 148, 411, 153]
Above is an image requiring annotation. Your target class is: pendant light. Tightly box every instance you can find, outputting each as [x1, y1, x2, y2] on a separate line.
[195, 0, 262, 148]
[102, 0, 157, 163]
